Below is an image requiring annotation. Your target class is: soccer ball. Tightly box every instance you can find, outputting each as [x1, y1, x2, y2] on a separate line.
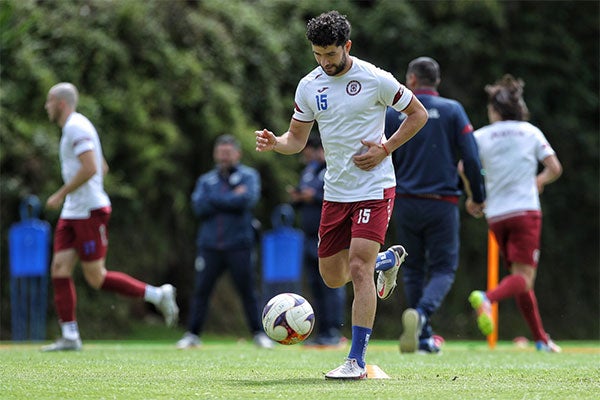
[262, 293, 315, 345]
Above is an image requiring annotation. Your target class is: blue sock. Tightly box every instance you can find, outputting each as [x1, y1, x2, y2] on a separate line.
[348, 325, 371, 368]
[374, 249, 395, 271]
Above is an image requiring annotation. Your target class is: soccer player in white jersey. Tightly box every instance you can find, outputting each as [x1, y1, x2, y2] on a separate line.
[468, 75, 563, 352]
[42, 82, 179, 351]
[255, 11, 428, 378]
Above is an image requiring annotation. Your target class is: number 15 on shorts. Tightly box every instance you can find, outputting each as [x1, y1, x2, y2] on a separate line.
[357, 208, 371, 224]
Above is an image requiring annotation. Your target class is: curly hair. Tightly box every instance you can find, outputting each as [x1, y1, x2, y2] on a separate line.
[306, 10, 351, 47]
[485, 74, 530, 121]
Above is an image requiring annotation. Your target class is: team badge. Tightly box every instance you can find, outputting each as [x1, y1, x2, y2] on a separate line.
[346, 80, 361, 96]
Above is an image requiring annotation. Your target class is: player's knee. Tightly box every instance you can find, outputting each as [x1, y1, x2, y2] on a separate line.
[512, 263, 536, 290]
[81, 264, 107, 289]
[84, 274, 104, 289]
[321, 271, 348, 288]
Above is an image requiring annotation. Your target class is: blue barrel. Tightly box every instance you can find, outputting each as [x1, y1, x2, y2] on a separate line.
[9, 219, 51, 278]
[9, 195, 51, 341]
[261, 204, 304, 303]
[261, 227, 304, 283]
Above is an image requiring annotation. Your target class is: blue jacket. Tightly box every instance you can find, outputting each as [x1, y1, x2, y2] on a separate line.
[385, 89, 485, 203]
[191, 163, 260, 250]
[294, 160, 326, 238]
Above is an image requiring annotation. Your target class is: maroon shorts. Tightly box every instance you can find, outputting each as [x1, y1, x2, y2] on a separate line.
[318, 187, 395, 258]
[488, 210, 542, 269]
[54, 207, 111, 261]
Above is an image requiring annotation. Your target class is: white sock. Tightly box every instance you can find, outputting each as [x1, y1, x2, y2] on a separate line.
[144, 285, 162, 305]
[61, 321, 80, 340]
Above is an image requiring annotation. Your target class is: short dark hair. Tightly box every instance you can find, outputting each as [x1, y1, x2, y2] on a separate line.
[306, 10, 351, 47]
[407, 57, 440, 87]
[215, 134, 240, 150]
[485, 74, 530, 121]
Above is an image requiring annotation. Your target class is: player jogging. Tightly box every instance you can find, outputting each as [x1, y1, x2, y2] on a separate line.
[255, 11, 428, 378]
[42, 82, 179, 351]
[468, 75, 563, 352]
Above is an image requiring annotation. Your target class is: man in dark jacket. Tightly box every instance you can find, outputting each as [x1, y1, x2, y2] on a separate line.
[385, 57, 486, 354]
[176, 134, 273, 349]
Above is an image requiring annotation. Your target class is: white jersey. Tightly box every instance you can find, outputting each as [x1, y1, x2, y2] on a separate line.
[293, 57, 413, 202]
[59, 112, 111, 219]
[474, 120, 555, 219]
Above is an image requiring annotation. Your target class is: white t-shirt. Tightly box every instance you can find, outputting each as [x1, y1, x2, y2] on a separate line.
[474, 120, 555, 219]
[59, 112, 111, 218]
[293, 57, 413, 202]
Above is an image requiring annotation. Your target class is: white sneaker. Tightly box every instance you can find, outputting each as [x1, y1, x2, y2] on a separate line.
[325, 358, 367, 380]
[253, 332, 275, 349]
[399, 308, 422, 353]
[376, 245, 407, 300]
[176, 332, 201, 349]
[157, 284, 179, 327]
[536, 336, 562, 353]
[41, 337, 82, 352]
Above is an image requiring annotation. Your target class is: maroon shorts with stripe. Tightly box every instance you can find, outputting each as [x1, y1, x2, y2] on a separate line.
[54, 206, 111, 261]
[318, 187, 395, 258]
[488, 210, 542, 269]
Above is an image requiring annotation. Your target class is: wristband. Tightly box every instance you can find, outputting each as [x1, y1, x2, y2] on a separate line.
[381, 142, 390, 156]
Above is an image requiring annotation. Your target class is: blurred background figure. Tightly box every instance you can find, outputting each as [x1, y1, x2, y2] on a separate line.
[469, 75, 563, 352]
[43, 82, 178, 352]
[288, 136, 346, 347]
[385, 57, 486, 354]
[176, 134, 273, 349]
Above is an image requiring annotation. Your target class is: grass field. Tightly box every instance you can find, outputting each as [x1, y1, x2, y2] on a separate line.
[1, 339, 598, 400]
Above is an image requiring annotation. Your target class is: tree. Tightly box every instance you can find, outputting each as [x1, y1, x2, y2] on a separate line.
[1, 0, 597, 340]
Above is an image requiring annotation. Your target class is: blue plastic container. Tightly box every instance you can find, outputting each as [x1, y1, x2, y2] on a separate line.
[261, 227, 304, 283]
[9, 219, 51, 277]
[261, 204, 304, 304]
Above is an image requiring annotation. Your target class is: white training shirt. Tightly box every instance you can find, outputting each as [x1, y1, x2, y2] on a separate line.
[59, 112, 111, 219]
[474, 120, 555, 219]
[293, 56, 413, 202]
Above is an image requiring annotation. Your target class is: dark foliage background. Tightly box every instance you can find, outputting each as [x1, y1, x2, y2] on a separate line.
[1, 0, 598, 342]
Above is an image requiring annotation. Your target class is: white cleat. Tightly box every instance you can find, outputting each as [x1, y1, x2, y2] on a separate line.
[325, 358, 367, 380]
[41, 338, 82, 352]
[399, 308, 422, 353]
[376, 245, 407, 300]
[157, 284, 179, 327]
[536, 337, 562, 353]
[253, 332, 275, 349]
[176, 332, 201, 349]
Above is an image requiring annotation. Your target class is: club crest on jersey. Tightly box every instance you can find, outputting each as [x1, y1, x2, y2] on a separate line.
[346, 80, 361, 96]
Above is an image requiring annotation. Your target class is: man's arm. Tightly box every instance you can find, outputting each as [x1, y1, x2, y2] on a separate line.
[384, 96, 428, 153]
[46, 150, 97, 210]
[255, 119, 314, 154]
[353, 96, 428, 171]
[458, 160, 486, 218]
[537, 154, 562, 194]
[102, 157, 109, 176]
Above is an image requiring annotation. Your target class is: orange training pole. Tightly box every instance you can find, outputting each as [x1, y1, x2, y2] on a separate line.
[487, 230, 499, 349]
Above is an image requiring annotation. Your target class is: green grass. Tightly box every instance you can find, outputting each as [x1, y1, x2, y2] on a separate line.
[1, 340, 598, 399]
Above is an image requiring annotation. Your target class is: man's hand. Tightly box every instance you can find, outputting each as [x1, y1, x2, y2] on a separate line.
[255, 129, 277, 152]
[233, 185, 247, 194]
[46, 191, 65, 210]
[352, 139, 388, 171]
[466, 198, 485, 218]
